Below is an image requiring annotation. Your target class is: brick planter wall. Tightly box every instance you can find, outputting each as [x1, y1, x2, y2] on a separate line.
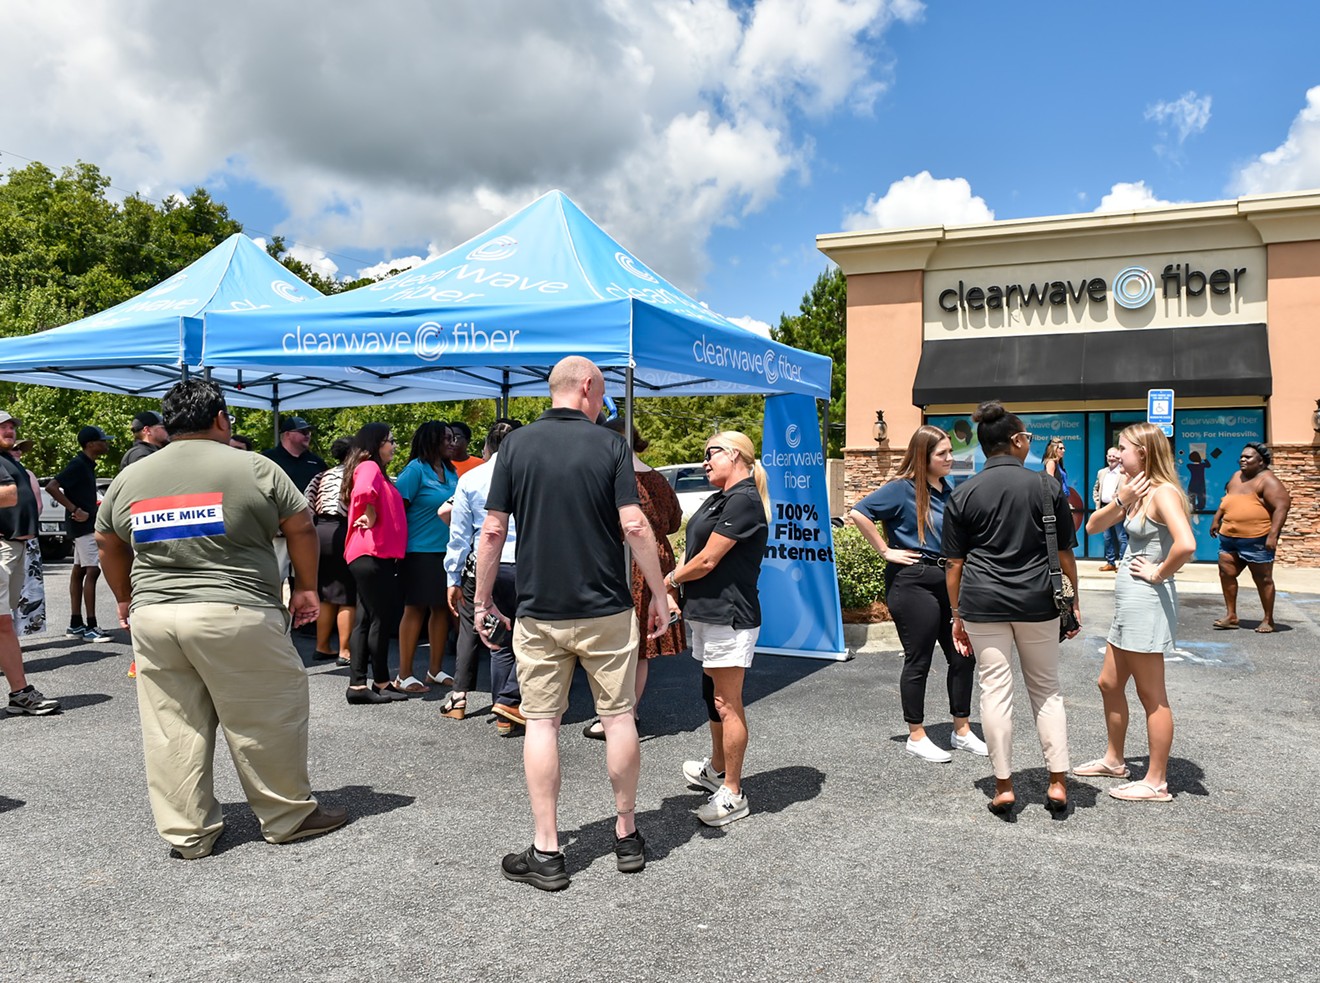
[1271, 443, 1319, 567]
[842, 446, 904, 513]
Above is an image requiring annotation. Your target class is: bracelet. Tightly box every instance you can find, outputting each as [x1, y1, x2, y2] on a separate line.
[1114, 495, 1126, 510]
[667, 571, 679, 589]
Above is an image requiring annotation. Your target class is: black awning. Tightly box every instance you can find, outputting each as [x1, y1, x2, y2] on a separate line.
[911, 323, 1271, 406]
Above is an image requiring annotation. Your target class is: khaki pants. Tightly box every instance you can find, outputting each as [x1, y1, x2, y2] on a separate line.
[513, 609, 637, 719]
[131, 602, 317, 855]
[963, 619, 1070, 780]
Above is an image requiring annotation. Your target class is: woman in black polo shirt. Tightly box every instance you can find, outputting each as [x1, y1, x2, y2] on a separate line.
[942, 401, 1081, 816]
[851, 425, 984, 764]
[669, 431, 770, 828]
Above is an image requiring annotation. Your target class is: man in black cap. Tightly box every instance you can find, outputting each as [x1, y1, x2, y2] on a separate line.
[262, 416, 325, 588]
[46, 425, 113, 642]
[120, 410, 169, 469]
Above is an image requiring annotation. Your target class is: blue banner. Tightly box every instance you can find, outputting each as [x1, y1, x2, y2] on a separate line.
[756, 394, 846, 660]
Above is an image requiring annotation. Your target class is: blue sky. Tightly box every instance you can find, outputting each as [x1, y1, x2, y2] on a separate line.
[3, 2, 1318, 335]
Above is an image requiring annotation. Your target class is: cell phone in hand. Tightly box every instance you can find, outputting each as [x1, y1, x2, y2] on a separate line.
[482, 611, 511, 648]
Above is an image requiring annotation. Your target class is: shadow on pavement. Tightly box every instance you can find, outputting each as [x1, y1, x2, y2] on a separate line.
[211, 785, 417, 855]
[49, 692, 113, 713]
[561, 764, 826, 869]
[19, 647, 120, 675]
[0, 795, 25, 813]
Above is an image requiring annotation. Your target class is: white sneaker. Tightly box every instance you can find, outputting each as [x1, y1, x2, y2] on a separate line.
[697, 785, 749, 827]
[904, 735, 953, 763]
[682, 756, 724, 793]
[950, 730, 989, 756]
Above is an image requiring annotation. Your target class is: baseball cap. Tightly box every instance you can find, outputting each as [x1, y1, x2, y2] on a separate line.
[13, 439, 33, 453]
[0, 410, 21, 427]
[279, 416, 313, 433]
[132, 410, 164, 431]
[78, 426, 112, 446]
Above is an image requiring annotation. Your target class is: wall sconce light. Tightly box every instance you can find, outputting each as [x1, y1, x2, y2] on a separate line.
[1312, 398, 1320, 433]
[872, 409, 888, 444]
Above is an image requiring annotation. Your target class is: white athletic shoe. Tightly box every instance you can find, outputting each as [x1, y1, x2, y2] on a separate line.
[950, 730, 990, 756]
[696, 786, 750, 827]
[682, 756, 724, 793]
[904, 735, 953, 763]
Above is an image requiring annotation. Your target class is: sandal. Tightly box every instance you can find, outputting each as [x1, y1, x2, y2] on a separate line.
[426, 670, 454, 687]
[1212, 618, 1240, 630]
[440, 693, 466, 720]
[393, 675, 430, 694]
[1073, 758, 1131, 779]
[1108, 780, 1172, 802]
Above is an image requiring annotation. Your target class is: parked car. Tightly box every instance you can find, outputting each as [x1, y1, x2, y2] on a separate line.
[38, 476, 112, 561]
[656, 463, 717, 521]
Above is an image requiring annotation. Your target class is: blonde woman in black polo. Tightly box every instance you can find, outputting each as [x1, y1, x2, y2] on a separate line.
[943, 401, 1081, 816]
[851, 425, 984, 763]
[672, 431, 770, 828]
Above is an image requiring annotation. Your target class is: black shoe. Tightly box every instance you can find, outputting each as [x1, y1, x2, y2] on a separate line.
[614, 831, 646, 873]
[346, 686, 395, 705]
[582, 717, 606, 740]
[312, 650, 339, 661]
[501, 844, 569, 891]
[280, 805, 349, 843]
[373, 684, 409, 702]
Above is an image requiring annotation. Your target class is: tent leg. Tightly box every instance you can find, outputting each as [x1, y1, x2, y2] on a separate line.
[822, 400, 830, 457]
[501, 369, 511, 419]
[271, 383, 280, 448]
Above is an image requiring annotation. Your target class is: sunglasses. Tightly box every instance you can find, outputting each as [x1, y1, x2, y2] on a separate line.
[1012, 431, 1034, 443]
[703, 446, 729, 461]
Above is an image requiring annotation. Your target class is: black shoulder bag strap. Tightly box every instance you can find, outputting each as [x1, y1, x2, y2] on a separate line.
[1039, 471, 1065, 597]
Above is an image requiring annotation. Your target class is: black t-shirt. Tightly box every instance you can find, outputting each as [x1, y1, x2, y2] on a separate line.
[941, 456, 1077, 623]
[683, 478, 769, 629]
[261, 445, 326, 495]
[0, 452, 39, 541]
[486, 407, 639, 620]
[119, 441, 157, 470]
[54, 451, 99, 537]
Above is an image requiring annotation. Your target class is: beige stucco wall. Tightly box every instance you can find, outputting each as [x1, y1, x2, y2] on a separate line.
[1264, 239, 1320, 445]
[843, 270, 923, 452]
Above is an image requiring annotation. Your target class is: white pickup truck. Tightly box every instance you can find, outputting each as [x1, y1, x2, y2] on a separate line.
[37, 476, 112, 560]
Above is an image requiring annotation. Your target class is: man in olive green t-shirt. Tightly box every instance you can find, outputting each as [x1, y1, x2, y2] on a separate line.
[95, 380, 346, 859]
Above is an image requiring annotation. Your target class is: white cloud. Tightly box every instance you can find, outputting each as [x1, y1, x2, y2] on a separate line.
[1232, 85, 1320, 195]
[728, 314, 773, 338]
[0, 0, 922, 293]
[842, 171, 993, 230]
[1093, 181, 1180, 212]
[286, 244, 339, 281]
[1145, 91, 1212, 150]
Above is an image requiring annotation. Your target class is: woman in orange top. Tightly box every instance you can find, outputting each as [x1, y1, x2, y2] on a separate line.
[1210, 443, 1291, 632]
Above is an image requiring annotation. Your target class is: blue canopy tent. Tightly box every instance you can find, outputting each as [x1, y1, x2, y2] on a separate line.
[0, 233, 496, 411]
[203, 191, 832, 407]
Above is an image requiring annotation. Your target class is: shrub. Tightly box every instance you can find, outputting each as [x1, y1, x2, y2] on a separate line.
[833, 524, 886, 609]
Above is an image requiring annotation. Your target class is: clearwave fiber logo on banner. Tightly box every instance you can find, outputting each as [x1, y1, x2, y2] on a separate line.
[282, 320, 521, 360]
[756, 393, 845, 660]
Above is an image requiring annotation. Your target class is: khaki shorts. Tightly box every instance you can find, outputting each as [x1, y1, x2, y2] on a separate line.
[513, 608, 637, 719]
[72, 532, 100, 568]
[0, 538, 25, 611]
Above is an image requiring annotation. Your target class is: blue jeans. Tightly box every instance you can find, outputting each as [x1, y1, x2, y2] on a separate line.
[1102, 520, 1128, 564]
[456, 565, 521, 705]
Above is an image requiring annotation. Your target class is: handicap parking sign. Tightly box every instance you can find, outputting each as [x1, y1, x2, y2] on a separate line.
[1148, 388, 1174, 436]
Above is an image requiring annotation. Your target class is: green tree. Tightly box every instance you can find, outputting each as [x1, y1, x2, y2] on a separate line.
[773, 265, 846, 456]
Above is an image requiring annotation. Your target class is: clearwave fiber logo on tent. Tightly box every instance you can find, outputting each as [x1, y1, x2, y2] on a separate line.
[1113, 266, 1156, 309]
[281, 320, 520, 360]
[467, 236, 518, 262]
[616, 252, 658, 283]
[691, 335, 804, 387]
[271, 280, 306, 303]
[785, 423, 801, 449]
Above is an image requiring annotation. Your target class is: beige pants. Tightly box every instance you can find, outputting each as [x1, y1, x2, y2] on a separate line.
[513, 609, 637, 719]
[963, 619, 1070, 780]
[131, 602, 317, 856]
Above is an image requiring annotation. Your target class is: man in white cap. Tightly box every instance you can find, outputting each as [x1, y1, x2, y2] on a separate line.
[47, 425, 113, 642]
[120, 410, 169, 469]
[0, 410, 60, 715]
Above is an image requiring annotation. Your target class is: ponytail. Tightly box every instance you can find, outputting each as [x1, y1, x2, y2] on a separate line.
[751, 460, 771, 520]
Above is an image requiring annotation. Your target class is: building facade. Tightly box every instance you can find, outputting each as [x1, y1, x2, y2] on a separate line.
[819, 190, 1320, 565]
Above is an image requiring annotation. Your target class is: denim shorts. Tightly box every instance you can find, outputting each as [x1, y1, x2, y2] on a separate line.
[1218, 534, 1275, 564]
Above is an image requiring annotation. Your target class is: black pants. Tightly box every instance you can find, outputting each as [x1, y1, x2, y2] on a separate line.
[348, 555, 402, 687]
[885, 562, 974, 725]
[454, 563, 520, 703]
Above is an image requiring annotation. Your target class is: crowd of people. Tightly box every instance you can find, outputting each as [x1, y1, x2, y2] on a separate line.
[0, 370, 1297, 889]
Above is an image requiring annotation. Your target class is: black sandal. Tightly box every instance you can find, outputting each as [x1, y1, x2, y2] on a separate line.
[441, 693, 467, 720]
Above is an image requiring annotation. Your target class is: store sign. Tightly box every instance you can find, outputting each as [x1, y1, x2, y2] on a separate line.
[924, 247, 1266, 339]
[936, 262, 1248, 313]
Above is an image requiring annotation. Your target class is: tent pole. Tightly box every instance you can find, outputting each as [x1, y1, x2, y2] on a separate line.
[271, 383, 280, 448]
[502, 369, 511, 418]
[822, 400, 830, 458]
[624, 366, 635, 573]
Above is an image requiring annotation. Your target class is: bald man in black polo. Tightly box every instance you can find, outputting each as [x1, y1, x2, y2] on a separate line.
[476, 356, 671, 891]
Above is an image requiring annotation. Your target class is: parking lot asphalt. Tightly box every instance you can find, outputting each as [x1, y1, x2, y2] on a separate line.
[4, 562, 1318, 982]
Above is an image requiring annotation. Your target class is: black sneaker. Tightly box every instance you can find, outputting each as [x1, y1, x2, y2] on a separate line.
[7, 686, 61, 716]
[501, 844, 569, 891]
[614, 831, 646, 873]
